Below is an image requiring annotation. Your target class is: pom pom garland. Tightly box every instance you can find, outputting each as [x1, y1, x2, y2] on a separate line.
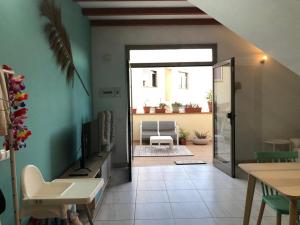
[2, 65, 31, 151]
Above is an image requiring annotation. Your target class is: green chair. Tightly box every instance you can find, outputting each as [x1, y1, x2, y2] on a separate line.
[255, 151, 299, 225]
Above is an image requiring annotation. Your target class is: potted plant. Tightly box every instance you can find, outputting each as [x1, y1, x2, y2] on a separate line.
[206, 90, 213, 113]
[132, 108, 137, 114]
[179, 128, 189, 145]
[155, 103, 167, 113]
[185, 103, 202, 113]
[143, 104, 150, 114]
[192, 130, 209, 145]
[172, 102, 182, 113]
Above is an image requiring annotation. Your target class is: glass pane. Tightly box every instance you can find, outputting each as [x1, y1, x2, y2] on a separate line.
[131, 66, 212, 113]
[130, 49, 213, 64]
[214, 64, 232, 164]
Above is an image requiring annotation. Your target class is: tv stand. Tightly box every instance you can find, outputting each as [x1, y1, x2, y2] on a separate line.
[72, 167, 92, 173]
[60, 151, 112, 217]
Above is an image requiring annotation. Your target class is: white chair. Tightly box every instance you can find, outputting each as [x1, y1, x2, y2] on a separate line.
[21, 165, 103, 225]
[290, 138, 300, 162]
[20, 165, 70, 224]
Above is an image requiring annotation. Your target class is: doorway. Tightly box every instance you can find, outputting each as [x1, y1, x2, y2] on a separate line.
[125, 45, 235, 180]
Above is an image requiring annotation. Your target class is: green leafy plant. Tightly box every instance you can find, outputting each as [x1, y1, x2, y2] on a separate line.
[185, 103, 200, 108]
[172, 102, 182, 107]
[194, 131, 209, 139]
[206, 90, 213, 102]
[179, 128, 190, 139]
[159, 103, 167, 109]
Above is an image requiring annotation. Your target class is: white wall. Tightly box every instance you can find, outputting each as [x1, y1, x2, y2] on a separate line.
[189, 0, 300, 76]
[91, 25, 300, 167]
[132, 67, 212, 112]
[132, 68, 165, 112]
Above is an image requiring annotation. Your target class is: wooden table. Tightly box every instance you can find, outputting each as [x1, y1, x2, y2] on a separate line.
[239, 163, 300, 225]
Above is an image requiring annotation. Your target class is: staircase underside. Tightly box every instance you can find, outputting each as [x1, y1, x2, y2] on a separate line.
[189, 0, 300, 76]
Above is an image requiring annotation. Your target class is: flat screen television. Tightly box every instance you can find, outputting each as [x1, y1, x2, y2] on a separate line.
[80, 121, 91, 170]
[79, 119, 100, 170]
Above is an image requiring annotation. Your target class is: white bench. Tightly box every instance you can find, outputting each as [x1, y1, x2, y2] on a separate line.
[150, 136, 174, 149]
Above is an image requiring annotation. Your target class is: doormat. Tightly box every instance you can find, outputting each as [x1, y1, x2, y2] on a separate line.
[175, 160, 207, 165]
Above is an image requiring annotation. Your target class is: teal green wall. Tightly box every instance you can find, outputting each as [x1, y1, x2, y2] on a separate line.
[0, 0, 91, 224]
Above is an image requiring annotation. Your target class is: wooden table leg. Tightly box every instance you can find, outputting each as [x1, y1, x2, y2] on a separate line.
[84, 204, 94, 225]
[243, 174, 256, 225]
[289, 198, 298, 225]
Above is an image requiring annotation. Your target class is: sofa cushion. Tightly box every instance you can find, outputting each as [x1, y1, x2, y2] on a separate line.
[142, 121, 158, 131]
[159, 131, 177, 139]
[142, 130, 159, 139]
[159, 121, 175, 131]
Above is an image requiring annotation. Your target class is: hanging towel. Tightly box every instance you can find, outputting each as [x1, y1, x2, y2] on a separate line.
[0, 70, 9, 136]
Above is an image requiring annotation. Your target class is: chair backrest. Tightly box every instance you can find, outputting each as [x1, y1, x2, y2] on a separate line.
[141, 121, 158, 131]
[21, 165, 45, 198]
[159, 121, 175, 131]
[255, 151, 298, 163]
[290, 138, 300, 148]
[255, 151, 298, 196]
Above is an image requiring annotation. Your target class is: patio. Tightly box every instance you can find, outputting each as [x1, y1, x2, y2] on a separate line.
[133, 141, 213, 167]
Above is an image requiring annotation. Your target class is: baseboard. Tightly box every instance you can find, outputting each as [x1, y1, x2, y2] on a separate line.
[235, 159, 256, 165]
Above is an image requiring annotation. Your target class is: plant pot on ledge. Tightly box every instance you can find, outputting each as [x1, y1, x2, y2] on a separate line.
[143, 106, 150, 114]
[132, 108, 137, 114]
[155, 108, 166, 113]
[207, 101, 212, 113]
[172, 102, 182, 113]
[185, 107, 202, 113]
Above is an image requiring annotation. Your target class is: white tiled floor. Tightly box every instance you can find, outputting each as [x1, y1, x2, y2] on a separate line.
[92, 165, 291, 225]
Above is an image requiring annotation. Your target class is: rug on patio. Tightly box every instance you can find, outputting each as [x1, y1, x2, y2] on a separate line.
[134, 145, 194, 157]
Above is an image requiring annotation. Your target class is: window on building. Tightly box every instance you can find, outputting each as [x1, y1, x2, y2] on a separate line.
[179, 71, 188, 89]
[143, 70, 157, 87]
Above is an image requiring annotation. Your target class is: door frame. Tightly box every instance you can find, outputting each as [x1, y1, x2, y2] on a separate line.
[125, 44, 218, 181]
[212, 58, 235, 177]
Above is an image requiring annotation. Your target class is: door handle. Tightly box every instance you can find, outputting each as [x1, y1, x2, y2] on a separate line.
[227, 112, 235, 119]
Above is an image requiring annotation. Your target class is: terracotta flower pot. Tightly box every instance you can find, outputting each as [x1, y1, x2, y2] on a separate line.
[179, 138, 187, 145]
[208, 101, 213, 113]
[143, 106, 150, 114]
[185, 107, 202, 113]
[132, 108, 137, 114]
[155, 108, 166, 113]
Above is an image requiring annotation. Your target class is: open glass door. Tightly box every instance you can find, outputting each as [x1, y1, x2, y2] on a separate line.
[213, 58, 235, 177]
[127, 62, 134, 181]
